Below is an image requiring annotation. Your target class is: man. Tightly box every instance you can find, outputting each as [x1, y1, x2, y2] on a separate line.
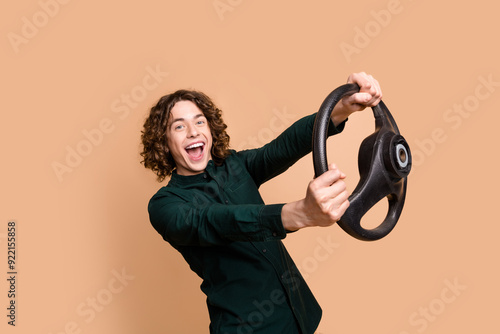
[141, 72, 382, 333]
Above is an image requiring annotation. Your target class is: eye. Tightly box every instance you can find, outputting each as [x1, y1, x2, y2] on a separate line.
[174, 124, 184, 130]
[196, 120, 205, 125]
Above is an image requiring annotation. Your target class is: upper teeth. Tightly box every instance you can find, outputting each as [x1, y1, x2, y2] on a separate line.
[186, 143, 203, 149]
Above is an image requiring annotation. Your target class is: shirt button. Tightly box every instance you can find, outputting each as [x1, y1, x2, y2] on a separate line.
[262, 249, 267, 253]
[225, 199, 229, 204]
[203, 174, 207, 179]
[272, 232, 278, 237]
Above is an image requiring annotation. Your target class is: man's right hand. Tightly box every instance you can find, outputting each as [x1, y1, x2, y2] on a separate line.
[281, 163, 350, 231]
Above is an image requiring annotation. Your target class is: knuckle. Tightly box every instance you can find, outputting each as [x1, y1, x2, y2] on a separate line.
[314, 194, 325, 205]
[308, 180, 318, 192]
[330, 169, 341, 181]
[329, 211, 341, 222]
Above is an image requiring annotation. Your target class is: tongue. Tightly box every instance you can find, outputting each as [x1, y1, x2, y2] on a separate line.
[186, 146, 203, 158]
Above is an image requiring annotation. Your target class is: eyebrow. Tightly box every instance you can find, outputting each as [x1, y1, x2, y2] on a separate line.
[169, 113, 205, 128]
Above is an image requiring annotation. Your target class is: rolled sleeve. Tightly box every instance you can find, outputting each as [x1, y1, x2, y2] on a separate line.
[328, 118, 347, 135]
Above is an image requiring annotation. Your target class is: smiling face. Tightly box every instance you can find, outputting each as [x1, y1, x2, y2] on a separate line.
[166, 100, 213, 176]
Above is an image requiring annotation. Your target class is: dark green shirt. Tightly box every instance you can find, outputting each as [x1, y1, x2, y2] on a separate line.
[148, 113, 345, 333]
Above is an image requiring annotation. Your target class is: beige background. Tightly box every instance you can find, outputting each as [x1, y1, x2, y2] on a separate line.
[1, 0, 499, 333]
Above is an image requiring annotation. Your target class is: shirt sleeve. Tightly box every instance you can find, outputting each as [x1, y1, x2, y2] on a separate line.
[237, 113, 346, 187]
[148, 192, 287, 247]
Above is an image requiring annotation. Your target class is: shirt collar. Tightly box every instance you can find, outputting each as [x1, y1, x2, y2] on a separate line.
[168, 160, 215, 187]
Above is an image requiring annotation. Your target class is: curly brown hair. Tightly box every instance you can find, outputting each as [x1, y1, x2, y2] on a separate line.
[140, 90, 231, 182]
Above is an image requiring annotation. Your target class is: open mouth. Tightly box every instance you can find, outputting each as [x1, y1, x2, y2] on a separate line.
[185, 142, 205, 161]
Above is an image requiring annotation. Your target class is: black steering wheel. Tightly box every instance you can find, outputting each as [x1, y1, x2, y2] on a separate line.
[312, 84, 412, 241]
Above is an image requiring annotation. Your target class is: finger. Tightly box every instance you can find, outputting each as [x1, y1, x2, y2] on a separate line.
[347, 72, 372, 91]
[347, 92, 373, 106]
[328, 164, 348, 182]
[363, 76, 382, 106]
[329, 163, 346, 179]
[372, 77, 382, 101]
[332, 193, 350, 211]
[346, 72, 382, 107]
[325, 179, 348, 199]
[346, 71, 367, 84]
[313, 165, 343, 187]
[331, 198, 350, 221]
[338, 93, 369, 113]
[323, 191, 350, 222]
[316, 178, 348, 211]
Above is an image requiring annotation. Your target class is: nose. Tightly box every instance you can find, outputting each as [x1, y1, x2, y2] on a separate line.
[186, 123, 199, 138]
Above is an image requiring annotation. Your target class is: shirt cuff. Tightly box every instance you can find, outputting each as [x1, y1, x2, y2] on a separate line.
[259, 204, 287, 240]
[328, 118, 348, 136]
